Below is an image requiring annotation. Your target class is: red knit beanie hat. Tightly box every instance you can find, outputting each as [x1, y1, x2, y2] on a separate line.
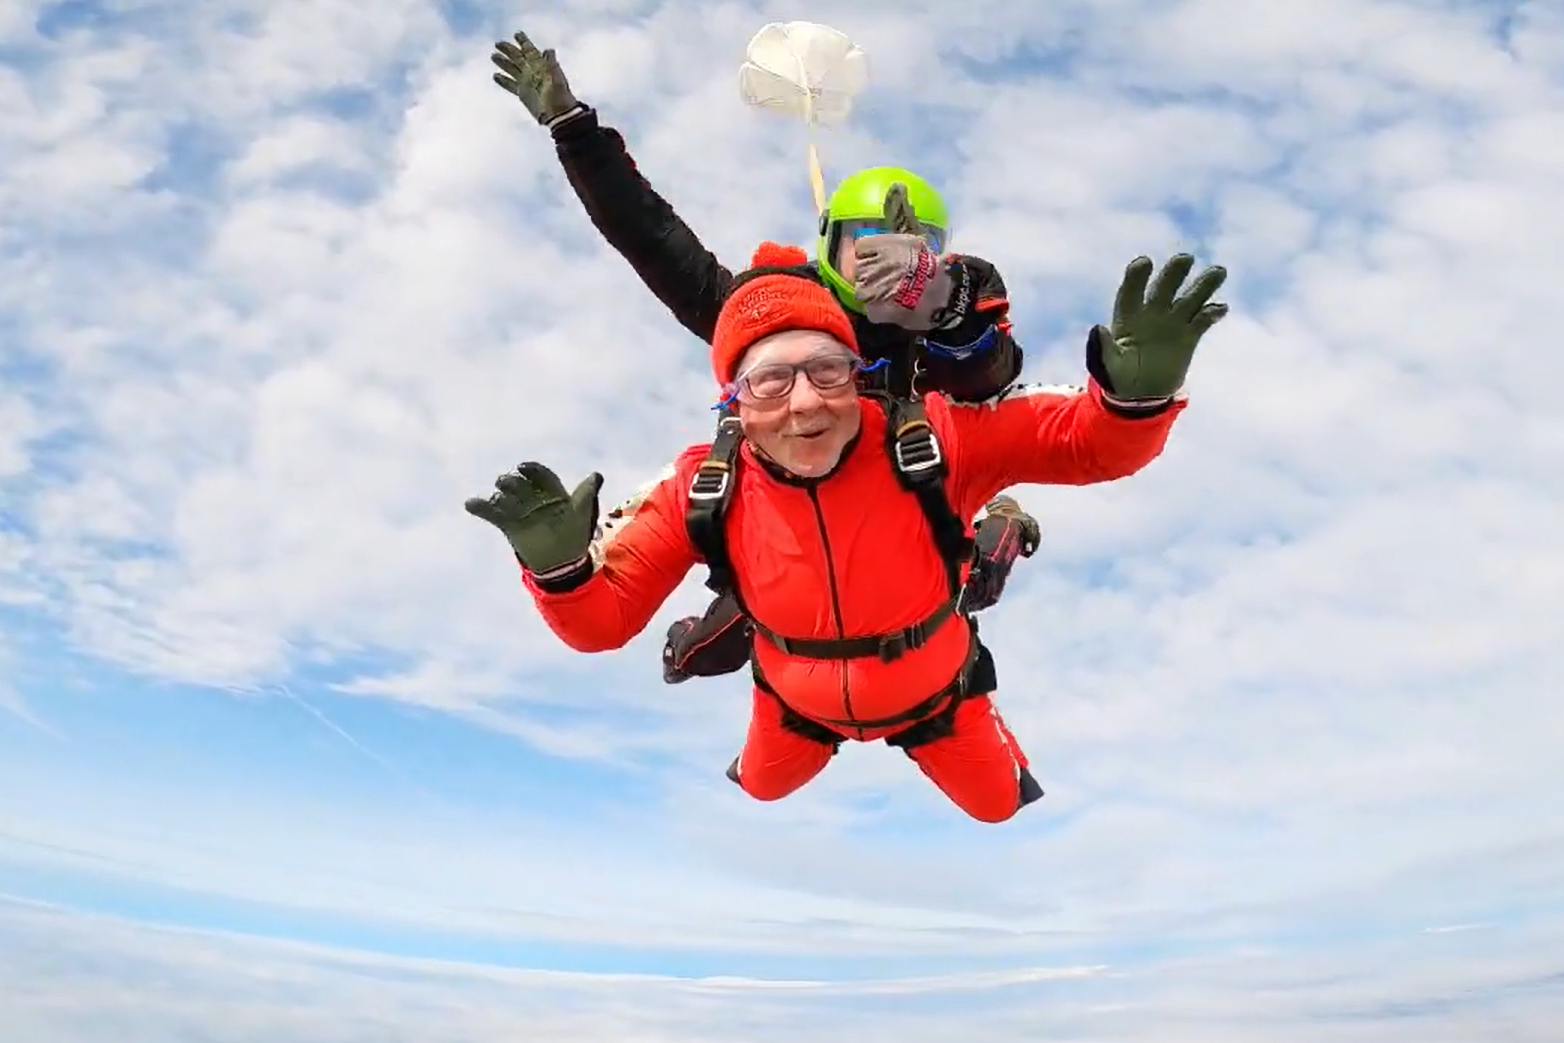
[710, 242, 859, 387]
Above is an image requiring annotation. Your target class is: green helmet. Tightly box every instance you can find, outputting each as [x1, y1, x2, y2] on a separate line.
[816, 166, 950, 313]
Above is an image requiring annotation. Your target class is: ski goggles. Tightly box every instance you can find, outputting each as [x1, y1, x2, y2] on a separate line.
[833, 217, 946, 254]
[918, 323, 1001, 361]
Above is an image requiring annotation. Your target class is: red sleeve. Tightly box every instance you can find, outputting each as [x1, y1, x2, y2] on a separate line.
[520, 446, 706, 653]
[938, 379, 1185, 517]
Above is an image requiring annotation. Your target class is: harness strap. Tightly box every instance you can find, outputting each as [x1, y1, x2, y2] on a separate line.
[753, 627, 988, 733]
[686, 410, 744, 598]
[751, 595, 959, 663]
[880, 395, 974, 600]
[683, 396, 973, 662]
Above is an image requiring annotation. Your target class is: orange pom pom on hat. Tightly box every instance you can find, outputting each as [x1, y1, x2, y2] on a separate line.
[710, 242, 859, 387]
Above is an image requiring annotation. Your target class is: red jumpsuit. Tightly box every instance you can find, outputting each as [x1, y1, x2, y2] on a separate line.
[523, 383, 1183, 821]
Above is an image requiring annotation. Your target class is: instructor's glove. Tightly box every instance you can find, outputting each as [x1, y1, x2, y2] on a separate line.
[853, 183, 970, 331]
[491, 30, 583, 127]
[661, 593, 753, 684]
[464, 462, 602, 576]
[1093, 253, 1228, 406]
[963, 495, 1041, 613]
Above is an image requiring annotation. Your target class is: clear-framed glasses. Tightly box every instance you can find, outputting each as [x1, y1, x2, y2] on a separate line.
[715, 353, 887, 409]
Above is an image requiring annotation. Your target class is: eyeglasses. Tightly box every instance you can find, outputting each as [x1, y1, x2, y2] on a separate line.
[716, 353, 887, 408]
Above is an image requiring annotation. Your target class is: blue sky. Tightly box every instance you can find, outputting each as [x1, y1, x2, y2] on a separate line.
[3, 0, 1564, 1038]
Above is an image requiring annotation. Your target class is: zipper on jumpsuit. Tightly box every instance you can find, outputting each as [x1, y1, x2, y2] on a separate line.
[805, 486, 864, 740]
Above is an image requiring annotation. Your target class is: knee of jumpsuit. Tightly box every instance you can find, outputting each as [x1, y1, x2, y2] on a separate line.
[733, 687, 836, 802]
[905, 695, 1030, 823]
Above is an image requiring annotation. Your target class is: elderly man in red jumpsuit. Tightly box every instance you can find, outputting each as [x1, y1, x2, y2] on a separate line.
[466, 243, 1227, 822]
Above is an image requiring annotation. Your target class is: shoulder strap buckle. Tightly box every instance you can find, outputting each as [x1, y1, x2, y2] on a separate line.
[689, 414, 743, 499]
[688, 460, 730, 500]
[881, 397, 971, 601]
[891, 417, 943, 476]
[686, 413, 745, 600]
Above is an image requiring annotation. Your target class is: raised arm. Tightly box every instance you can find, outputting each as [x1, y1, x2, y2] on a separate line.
[490, 30, 736, 342]
[551, 111, 738, 342]
[525, 455, 705, 652]
[464, 452, 704, 653]
[939, 378, 1183, 515]
[940, 252, 1228, 512]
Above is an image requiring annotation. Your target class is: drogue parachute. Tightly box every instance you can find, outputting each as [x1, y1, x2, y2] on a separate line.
[738, 21, 869, 212]
[739, 20, 868, 124]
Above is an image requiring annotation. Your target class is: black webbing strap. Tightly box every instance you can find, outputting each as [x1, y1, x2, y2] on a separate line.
[685, 396, 973, 662]
[753, 625, 986, 732]
[751, 596, 959, 663]
[685, 410, 743, 597]
[882, 395, 974, 600]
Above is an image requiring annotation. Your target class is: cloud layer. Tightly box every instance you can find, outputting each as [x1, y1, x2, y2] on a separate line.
[4, 897, 1562, 1042]
[3, 0, 1562, 1036]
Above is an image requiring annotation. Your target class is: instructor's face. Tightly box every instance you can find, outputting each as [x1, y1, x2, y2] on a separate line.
[734, 330, 861, 479]
[833, 237, 857, 282]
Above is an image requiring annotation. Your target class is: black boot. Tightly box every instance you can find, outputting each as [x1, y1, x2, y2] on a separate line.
[1018, 766, 1045, 808]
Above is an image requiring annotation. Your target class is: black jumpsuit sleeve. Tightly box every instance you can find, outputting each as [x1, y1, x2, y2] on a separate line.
[550, 107, 735, 344]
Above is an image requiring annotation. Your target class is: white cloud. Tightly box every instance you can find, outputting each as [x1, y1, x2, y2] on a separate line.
[0, 389, 41, 478]
[0, 897, 1560, 1042]
[2, 0, 1563, 1029]
[0, 662, 42, 728]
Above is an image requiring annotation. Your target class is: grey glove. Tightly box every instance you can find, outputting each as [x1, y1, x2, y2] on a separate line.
[465, 462, 602, 575]
[1094, 254, 1227, 404]
[853, 183, 966, 331]
[491, 30, 582, 127]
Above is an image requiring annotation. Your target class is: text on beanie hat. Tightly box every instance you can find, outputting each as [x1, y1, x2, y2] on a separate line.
[710, 242, 859, 387]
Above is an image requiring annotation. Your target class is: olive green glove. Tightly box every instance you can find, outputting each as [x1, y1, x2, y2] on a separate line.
[1094, 254, 1228, 404]
[465, 462, 602, 575]
[491, 30, 582, 127]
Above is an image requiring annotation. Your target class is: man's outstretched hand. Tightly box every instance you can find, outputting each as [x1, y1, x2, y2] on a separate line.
[465, 462, 602, 575]
[491, 30, 581, 126]
[1094, 253, 1228, 404]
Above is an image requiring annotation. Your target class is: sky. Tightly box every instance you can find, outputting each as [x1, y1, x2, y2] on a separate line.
[1, 0, 1562, 1038]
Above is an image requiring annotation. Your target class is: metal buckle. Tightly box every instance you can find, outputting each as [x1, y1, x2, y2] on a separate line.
[688, 465, 730, 500]
[893, 425, 942, 473]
